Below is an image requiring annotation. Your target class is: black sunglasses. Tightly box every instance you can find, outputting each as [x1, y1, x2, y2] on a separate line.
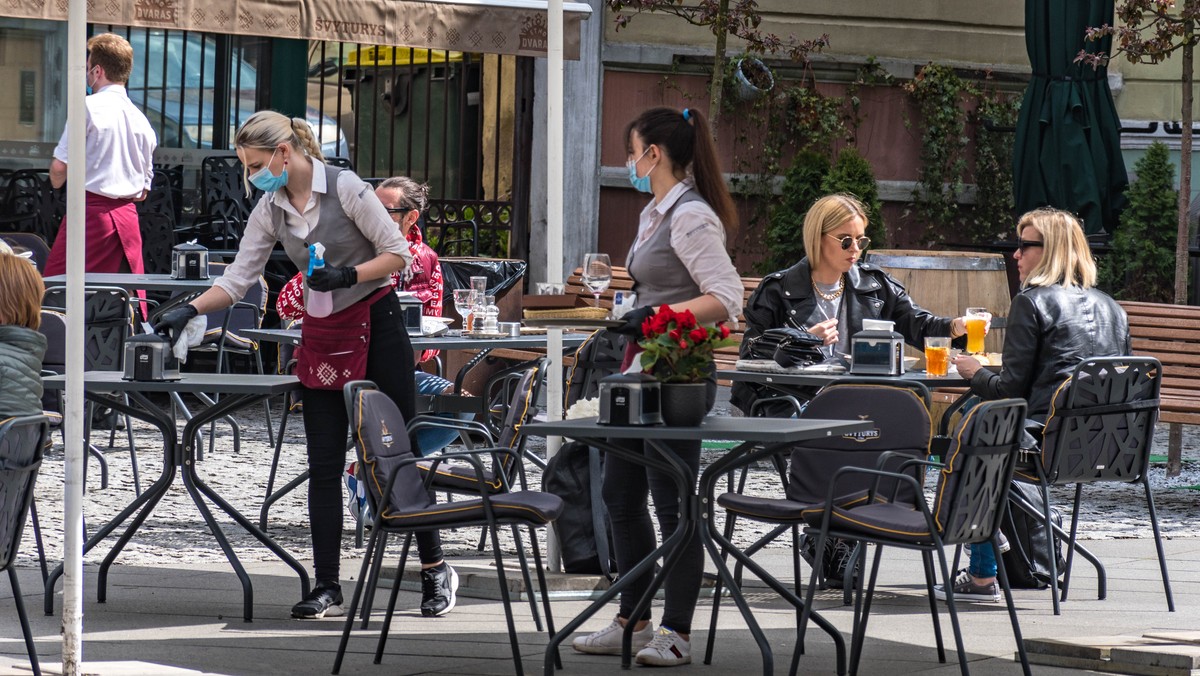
[1016, 238, 1044, 251]
[826, 234, 871, 251]
[385, 207, 417, 215]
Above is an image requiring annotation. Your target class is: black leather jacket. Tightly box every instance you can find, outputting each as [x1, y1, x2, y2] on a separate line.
[731, 259, 955, 414]
[969, 284, 1129, 418]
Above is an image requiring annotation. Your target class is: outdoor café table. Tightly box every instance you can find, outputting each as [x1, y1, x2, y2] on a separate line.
[42, 272, 217, 294]
[242, 327, 591, 529]
[241, 327, 591, 391]
[519, 415, 874, 676]
[42, 372, 309, 622]
[718, 367, 967, 389]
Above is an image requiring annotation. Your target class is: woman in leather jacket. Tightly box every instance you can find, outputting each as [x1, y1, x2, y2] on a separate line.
[732, 194, 973, 589]
[731, 193, 971, 417]
[940, 208, 1129, 604]
[955, 208, 1129, 417]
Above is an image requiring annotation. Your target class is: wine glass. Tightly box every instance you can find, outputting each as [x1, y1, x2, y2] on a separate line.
[582, 253, 612, 308]
[452, 289, 477, 328]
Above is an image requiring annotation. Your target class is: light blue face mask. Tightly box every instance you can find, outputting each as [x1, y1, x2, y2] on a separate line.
[85, 67, 96, 96]
[626, 147, 657, 194]
[248, 148, 288, 192]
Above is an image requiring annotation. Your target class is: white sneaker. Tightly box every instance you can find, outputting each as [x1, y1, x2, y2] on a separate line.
[571, 616, 654, 655]
[635, 627, 692, 667]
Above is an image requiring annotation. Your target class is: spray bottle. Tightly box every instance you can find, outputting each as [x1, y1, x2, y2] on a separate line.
[306, 242, 334, 318]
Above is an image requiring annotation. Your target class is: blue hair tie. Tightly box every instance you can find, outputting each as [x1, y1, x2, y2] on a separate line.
[682, 108, 691, 121]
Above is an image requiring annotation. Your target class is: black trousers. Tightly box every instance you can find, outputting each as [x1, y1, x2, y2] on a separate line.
[301, 292, 442, 584]
[601, 378, 716, 635]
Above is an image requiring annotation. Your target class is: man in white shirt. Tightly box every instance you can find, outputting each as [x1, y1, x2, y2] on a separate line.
[46, 32, 157, 277]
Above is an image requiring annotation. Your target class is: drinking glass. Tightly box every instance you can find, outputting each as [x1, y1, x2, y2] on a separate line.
[452, 289, 476, 327]
[924, 337, 951, 376]
[964, 307, 991, 355]
[582, 253, 612, 308]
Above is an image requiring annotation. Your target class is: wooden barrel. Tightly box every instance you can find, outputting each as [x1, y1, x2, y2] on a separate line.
[866, 250, 1012, 354]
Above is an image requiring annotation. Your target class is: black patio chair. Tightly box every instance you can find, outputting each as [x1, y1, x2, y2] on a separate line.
[332, 380, 562, 676]
[0, 414, 49, 676]
[800, 398, 1031, 676]
[1011, 356, 1170, 615]
[42, 286, 141, 493]
[0, 232, 50, 272]
[704, 381, 934, 667]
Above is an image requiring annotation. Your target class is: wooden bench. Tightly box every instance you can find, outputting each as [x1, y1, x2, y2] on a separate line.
[488, 267, 762, 379]
[1120, 301, 1200, 475]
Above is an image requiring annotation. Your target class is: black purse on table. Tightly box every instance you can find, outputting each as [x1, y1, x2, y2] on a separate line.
[745, 327, 826, 368]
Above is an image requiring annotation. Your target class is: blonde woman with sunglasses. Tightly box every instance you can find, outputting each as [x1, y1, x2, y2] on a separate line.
[733, 193, 971, 415]
[733, 193, 973, 587]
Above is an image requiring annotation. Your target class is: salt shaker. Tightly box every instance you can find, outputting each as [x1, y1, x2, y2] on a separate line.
[482, 295, 500, 333]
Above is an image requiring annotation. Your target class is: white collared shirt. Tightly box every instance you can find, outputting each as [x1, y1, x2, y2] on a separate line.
[632, 178, 743, 322]
[53, 84, 157, 199]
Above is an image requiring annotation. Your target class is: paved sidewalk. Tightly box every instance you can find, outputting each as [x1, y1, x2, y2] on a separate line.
[3, 536, 1196, 675]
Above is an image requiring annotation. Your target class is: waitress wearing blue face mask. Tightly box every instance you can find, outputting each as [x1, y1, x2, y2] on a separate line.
[154, 110, 460, 621]
[569, 107, 743, 667]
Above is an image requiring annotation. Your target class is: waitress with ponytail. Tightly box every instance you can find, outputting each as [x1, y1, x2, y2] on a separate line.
[570, 107, 743, 667]
[154, 110, 458, 620]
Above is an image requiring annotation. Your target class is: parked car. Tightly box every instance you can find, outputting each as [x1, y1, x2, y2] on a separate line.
[125, 30, 348, 159]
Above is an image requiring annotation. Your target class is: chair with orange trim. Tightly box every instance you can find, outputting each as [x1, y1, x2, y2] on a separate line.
[332, 380, 561, 675]
[704, 381, 934, 667]
[1009, 356, 1169, 615]
[799, 398, 1031, 676]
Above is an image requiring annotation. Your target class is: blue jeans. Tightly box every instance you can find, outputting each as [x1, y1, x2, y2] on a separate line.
[968, 541, 998, 578]
[413, 371, 474, 455]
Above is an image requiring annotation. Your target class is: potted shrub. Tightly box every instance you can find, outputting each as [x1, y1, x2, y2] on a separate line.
[732, 56, 775, 101]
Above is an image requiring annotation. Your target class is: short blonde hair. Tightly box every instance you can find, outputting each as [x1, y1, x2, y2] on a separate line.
[1017, 208, 1097, 289]
[0, 254, 43, 329]
[87, 33, 134, 84]
[802, 194, 868, 270]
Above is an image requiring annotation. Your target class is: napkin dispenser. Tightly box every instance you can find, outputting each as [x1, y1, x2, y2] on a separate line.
[122, 333, 181, 382]
[395, 293, 424, 336]
[849, 328, 906, 376]
[171, 241, 210, 280]
[598, 373, 663, 426]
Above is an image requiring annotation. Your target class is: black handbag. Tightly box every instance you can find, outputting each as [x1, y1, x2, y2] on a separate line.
[746, 327, 826, 368]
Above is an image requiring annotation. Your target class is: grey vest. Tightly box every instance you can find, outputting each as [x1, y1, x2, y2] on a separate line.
[270, 163, 390, 313]
[626, 190, 706, 310]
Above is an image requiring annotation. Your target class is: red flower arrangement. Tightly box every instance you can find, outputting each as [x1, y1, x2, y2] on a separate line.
[637, 305, 736, 383]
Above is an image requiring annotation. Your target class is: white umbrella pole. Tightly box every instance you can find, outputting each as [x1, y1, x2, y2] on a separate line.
[545, 0, 565, 573]
[61, 0, 87, 671]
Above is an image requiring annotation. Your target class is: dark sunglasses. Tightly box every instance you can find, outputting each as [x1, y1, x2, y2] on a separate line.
[385, 207, 417, 215]
[1016, 238, 1044, 251]
[826, 234, 871, 251]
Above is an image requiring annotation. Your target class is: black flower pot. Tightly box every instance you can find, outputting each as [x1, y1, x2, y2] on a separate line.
[659, 382, 708, 427]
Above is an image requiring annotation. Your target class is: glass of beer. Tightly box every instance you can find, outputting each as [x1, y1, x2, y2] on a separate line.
[925, 337, 951, 376]
[965, 307, 991, 354]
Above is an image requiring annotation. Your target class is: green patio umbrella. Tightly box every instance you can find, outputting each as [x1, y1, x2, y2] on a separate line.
[1014, 0, 1128, 235]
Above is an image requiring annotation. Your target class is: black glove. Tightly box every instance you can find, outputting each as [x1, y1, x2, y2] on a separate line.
[308, 265, 358, 292]
[153, 303, 199, 345]
[613, 305, 655, 337]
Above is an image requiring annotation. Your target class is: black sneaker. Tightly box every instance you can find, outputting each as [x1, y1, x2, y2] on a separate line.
[420, 563, 459, 617]
[823, 539, 859, 590]
[291, 582, 344, 619]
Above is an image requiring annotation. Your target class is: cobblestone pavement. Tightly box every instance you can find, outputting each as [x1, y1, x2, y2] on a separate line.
[26, 391, 1200, 569]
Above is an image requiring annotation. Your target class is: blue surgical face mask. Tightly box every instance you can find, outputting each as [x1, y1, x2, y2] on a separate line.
[626, 147, 656, 194]
[85, 67, 97, 95]
[248, 148, 288, 192]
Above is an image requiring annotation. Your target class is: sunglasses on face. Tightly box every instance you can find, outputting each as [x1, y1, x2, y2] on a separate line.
[1016, 238, 1044, 251]
[385, 207, 417, 215]
[826, 234, 871, 251]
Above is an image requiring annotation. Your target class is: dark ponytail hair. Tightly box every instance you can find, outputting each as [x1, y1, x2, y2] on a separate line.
[625, 107, 738, 235]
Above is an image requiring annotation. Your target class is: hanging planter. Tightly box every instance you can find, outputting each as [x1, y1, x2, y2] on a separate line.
[732, 57, 775, 102]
